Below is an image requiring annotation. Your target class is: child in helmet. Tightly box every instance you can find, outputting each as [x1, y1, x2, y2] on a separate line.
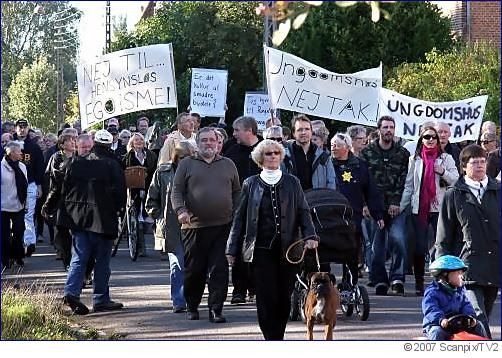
[422, 255, 488, 340]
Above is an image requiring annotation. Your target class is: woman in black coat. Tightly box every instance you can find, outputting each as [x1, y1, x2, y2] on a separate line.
[123, 132, 157, 256]
[226, 139, 318, 340]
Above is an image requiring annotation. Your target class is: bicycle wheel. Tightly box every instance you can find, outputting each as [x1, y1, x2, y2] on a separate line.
[127, 206, 139, 261]
[355, 285, 370, 321]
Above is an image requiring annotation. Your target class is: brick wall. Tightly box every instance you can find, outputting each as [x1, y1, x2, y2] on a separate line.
[470, 1, 501, 47]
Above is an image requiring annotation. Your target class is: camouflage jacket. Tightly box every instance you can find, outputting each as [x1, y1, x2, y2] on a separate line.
[360, 141, 410, 210]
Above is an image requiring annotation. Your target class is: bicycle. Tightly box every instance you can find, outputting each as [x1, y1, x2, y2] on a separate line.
[112, 189, 139, 261]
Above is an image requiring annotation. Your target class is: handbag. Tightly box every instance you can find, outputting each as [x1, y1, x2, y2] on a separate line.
[124, 166, 147, 189]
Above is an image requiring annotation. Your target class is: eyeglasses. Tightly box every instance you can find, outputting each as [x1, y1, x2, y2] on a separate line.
[481, 140, 495, 144]
[422, 134, 437, 140]
[268, 137, 283, 142]
[264, 151, 281, 156]
[467, 159, 486, 166]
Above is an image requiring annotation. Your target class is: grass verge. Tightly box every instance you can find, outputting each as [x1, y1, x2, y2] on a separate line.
[2, 281, 79, 340]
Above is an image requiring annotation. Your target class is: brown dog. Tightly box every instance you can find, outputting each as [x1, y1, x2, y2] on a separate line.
[304, 272, 340, 340]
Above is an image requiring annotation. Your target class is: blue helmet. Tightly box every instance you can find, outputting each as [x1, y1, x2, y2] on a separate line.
[429, 255, 467, 277]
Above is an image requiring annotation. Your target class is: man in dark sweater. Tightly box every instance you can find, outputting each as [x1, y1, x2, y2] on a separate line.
[223, 116, 261, 304]
[171, 127, 241, 323]
[12, 119, 45, 256]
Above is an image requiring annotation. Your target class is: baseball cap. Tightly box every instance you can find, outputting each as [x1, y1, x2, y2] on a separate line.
[107, 118, 119, 127]
[94, 129, 113, 144]
[15, 119, 29, 127]
[480, 132, 497, 142]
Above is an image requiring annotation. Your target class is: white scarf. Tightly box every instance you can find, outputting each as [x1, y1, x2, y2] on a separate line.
[260, 168, 282, 185]
[464, 175, 488, 203]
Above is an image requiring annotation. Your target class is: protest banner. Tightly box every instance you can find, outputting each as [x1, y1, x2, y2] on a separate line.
[77, 44, 177, 130]
[378, 88, 488, 143]
[243, 92, 273, 131]
[264, 45, 382, 126]
[190, 68, 228, 117]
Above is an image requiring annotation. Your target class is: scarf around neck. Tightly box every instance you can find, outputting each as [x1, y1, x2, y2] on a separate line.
[260, 168, 282, 185]
[5, 156, 28, 206]
[418, 145, 439, 224]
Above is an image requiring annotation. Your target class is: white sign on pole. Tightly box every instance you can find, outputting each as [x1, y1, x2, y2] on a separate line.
[379, 88, 488, 143]
[190, 68, 228, 117]
[264, 45, 382, 126]
[77, 44, 177, 130]
[243, 92, 272, 131]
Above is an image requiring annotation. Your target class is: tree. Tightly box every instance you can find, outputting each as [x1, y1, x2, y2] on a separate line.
[386, 43, 501, 125]
[110, 1, 264, 127]
[281, 1, 454, 73]
[1, 1, 81, 119]
[8, 57, 58, 131]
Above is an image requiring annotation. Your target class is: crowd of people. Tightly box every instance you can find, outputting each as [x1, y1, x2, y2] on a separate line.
[1, 113, 500, 340]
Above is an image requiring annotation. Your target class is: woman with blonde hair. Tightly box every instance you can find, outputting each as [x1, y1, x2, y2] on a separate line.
[124, 132, 158, 256]
[146, 141, 195, 312]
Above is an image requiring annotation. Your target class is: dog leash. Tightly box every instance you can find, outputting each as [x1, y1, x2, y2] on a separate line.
[285, 238, 321, 272]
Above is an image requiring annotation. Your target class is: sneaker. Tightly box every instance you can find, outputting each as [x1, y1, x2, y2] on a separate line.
[63, 295, 89, 315]
[375, 284, 388, 296]
[93, 300, 124, 312]
[231, 294, 246, 304]
[391, 282, 404, 296]
[172, 306, 187, 313]
[25, 244, 36, 257]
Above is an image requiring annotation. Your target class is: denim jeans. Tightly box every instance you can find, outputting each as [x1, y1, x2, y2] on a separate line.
[362, 217, 378, 283]
[168, 243, 186, 309]
[64, 230, 113, 305]
[426, 323, 488, 340]
[23, 182, 37, 246]
[411, 213, 438, 258]
[371, 212, 407, 287]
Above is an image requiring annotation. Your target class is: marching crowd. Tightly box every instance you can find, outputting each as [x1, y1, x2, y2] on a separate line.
[1, 113, 500, 340]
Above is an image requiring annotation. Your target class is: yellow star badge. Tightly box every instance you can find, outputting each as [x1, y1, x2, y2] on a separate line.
[342, 170, 352, 182]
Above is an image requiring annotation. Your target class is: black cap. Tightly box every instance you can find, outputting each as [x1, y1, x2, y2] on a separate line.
[15, 119, 29, 127]
[107, 126, 119, 134]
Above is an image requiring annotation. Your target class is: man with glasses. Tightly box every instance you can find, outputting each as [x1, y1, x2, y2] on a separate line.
[263, 126, 284, 143]
[361, 116, 410, 296]
[223, 116, 261, 304]
[435, 144, 500, 338]
[108, 126, 127, 164]
[283, 114, 335, 190]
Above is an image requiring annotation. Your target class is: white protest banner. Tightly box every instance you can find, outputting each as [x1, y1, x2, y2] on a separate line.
[243, 92, 273, 131]
[378, 88, 487, 143]
[264, 45, 382, 126]
[77, 44, 177, 130]
[190, 68, 228, 117]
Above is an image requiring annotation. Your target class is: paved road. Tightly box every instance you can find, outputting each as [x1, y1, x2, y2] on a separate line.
[3, 235, 500, 341]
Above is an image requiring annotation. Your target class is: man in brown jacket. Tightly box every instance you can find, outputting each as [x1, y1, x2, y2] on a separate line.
[171, 127, 241, 323]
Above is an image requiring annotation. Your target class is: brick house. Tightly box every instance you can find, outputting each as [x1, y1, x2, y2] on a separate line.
[433, 1, 500, 47]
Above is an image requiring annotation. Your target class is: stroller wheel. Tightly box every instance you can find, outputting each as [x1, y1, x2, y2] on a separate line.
[337, 283, 354, 317]
[355, 285, 370, 321]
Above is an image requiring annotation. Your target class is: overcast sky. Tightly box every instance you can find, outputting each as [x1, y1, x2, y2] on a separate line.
[72, 1, 148, 61]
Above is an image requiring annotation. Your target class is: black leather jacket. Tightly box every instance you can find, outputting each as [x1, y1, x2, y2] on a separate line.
[226, 173, 317, 262]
